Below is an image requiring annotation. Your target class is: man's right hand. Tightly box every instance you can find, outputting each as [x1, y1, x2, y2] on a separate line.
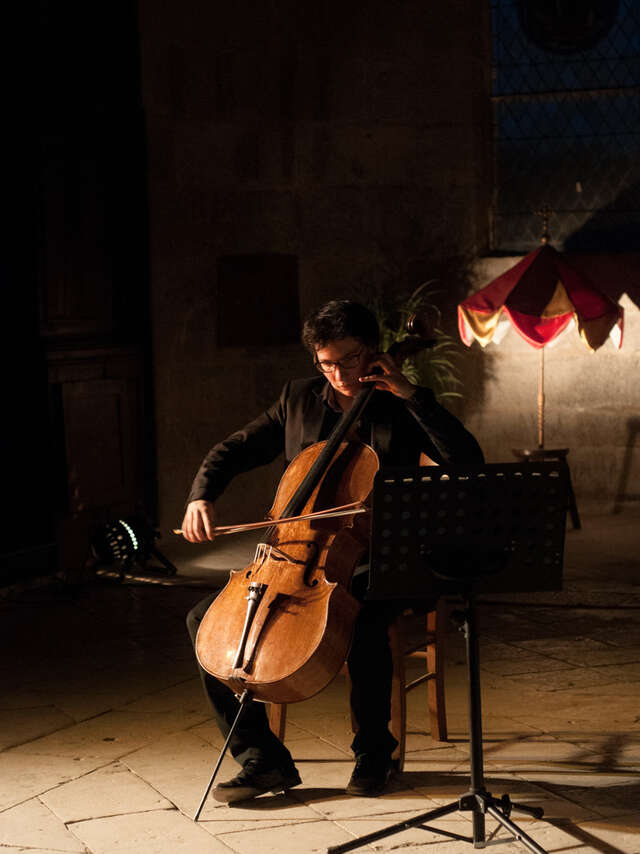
[181, 500, 216, 543]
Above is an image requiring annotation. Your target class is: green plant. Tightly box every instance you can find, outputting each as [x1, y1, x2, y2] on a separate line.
[372, 281, 463, 402]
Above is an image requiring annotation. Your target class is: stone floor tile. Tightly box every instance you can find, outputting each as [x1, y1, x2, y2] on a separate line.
[214, 817, 354, 853]
[286, 679, 352, 719]
[475, 819, 562, 853]
[479, 718, 545, 739]
[13, 659, 128, 698]
[515, 812, 640, 854]
[40, 760, 173, 823]
[289, 735, 351, 762]
[0, 688, 53, 711]
[268, 717, 311, 742]
[117, 677, 208, 715]
[124, 729, 320, 822]
[121, 729, 237, 818]
[199, 788, 322, 825]
[540, 777, 640, 818]
[199, 816, 318, 834]
[187, 718, 225, 749]
[284, 713, 355, 755]
[0, 752, 104, 811]
[1, 511, 638, 854]
[591, 660, 640, 682]
[517, 636, 640, 667]
[402, 731, 459, 755]
[11, 709, 209, 762]
[565, 680, 640, 699]
[190, 713, 321, 751]
[516, 769, 640, 788]
[471, 778, 598, 822]
[498, 686, 623, 715]
[0, 798, 85, 851]
[401, 745, 471, 770]
[154, 647, 200, 671]
[42, 691, 144, 724]
[70, 808, 230, 853]
[531, 728, 638, 751]
[333, 816, 474, 852]
[509, 702, 640, 735]
[1, 849, 78, 853]
[304, 786, 445, 822]
[409, 712, 543, 743]
[0, 706, 76, 751]
[480, 653, 576, 677]
[422, 713, 469, 740]
[211, 789, 319, 822]
[480, 737, 591, 764]
[572, 730, 640, 748]
[283, 757, 353, 795]
[479, 757, 621, 777]
[504, 666, 616, 692]
[475, 641, 527, 662]
[411, 771, 485, 802]
[590, 625, 640, 648]
[409, 768, 554, 801]
[571, 736, 640, 769]
[46, 665, 199, 721]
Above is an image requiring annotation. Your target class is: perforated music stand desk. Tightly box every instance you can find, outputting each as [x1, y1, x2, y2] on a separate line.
[328, 462, 568, 854]
[368, 461, 566, 600]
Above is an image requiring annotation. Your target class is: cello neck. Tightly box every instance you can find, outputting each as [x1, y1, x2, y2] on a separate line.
[280, 386, 375, 520]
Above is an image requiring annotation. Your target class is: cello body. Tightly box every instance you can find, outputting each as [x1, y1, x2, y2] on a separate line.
[195, 440, 378, 703]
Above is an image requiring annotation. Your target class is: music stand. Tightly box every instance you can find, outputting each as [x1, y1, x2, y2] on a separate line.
[328, 462, 568, 854]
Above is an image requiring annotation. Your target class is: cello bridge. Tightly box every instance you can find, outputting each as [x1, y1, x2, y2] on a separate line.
[252, 541, 306, 566]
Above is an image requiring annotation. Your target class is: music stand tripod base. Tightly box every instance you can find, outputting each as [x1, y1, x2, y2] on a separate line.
[328, 463, 569, 854]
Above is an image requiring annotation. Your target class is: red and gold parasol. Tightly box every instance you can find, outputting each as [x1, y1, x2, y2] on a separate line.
[458, 244, 623, 447]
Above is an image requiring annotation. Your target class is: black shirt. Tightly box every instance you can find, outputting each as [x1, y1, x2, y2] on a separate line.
[187, 377, 484, 505]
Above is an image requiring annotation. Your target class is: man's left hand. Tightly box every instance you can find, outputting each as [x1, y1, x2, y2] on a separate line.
[359, 353, 416, 399]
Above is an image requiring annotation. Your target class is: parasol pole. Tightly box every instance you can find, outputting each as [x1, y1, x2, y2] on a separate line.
[537, 346, 545, 449]
[535, 205, 550, 450]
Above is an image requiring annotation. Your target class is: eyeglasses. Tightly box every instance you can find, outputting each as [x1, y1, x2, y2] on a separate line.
[314, 348, 364, 374]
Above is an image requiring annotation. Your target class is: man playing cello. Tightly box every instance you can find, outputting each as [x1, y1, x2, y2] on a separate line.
[183, 299, 483, 803]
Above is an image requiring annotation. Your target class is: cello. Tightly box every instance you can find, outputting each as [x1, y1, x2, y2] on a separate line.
[187, 318, 435, 817]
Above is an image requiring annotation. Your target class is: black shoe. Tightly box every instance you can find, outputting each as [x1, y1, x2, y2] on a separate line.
[213, 759, 302, 804]
[346, 753, 393, 797]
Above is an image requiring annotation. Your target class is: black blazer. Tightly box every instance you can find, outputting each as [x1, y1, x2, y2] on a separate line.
[187, 377, 484, 504]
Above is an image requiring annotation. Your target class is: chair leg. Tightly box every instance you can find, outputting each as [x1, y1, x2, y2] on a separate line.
[426, 601, 448, 742]
[388, 621, 407, 771]
[269, 702, 287, 742]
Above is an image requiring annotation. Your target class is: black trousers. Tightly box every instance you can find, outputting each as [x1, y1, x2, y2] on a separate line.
[186, 574, 399, 769]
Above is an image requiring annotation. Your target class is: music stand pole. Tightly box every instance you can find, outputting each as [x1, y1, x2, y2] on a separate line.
[328, 589, 547, 854]
[328, 462, 568, 854]
[456, 588, 546, 849]
[463, 588, 487, 844]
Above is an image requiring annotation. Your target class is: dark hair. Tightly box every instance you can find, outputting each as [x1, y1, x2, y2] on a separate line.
[301, 300, 379, 354]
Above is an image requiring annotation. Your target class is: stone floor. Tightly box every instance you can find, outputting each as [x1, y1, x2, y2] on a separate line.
[1, 510, 639, 854]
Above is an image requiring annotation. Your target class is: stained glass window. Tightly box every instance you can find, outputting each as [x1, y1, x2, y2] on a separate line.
[491, 0, 640, 252]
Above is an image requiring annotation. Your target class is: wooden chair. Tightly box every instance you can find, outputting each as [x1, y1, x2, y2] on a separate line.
[268, 598, 448, 771]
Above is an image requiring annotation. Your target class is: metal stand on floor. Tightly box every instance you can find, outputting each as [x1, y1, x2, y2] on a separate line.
[329, 590, 546, 854]
[328, 462, 569, 854]
[89, 516, 180, 582]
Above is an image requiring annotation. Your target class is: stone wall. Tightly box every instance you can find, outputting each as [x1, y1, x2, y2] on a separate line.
[138, 0, 492, 529]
